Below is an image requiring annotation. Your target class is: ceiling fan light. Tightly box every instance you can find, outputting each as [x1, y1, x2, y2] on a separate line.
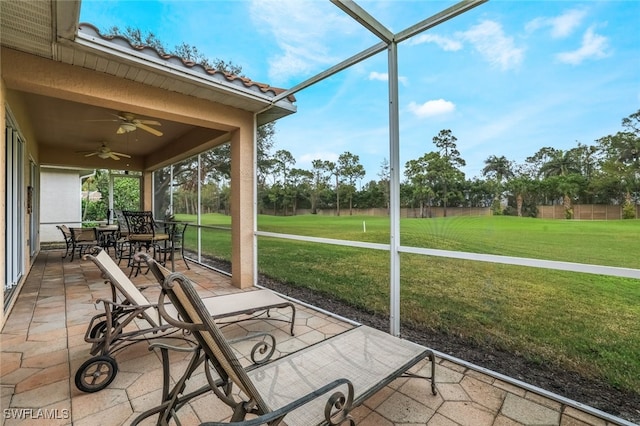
[98, 152, 111, 159]
[120, 122, 137, 133]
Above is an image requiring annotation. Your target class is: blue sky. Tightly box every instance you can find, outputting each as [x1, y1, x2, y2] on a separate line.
[80, 0, 640, 182]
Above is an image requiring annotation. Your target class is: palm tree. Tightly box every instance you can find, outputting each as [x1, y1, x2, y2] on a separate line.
[482, 155, 513, 214]
[539, 149, 581, 218]
[505, 175, 532, 217]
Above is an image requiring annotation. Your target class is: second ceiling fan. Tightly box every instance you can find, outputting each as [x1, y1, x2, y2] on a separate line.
[81, 142, 131, 160]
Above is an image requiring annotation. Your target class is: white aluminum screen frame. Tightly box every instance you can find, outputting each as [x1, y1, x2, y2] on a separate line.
[264, 0, 491, 336]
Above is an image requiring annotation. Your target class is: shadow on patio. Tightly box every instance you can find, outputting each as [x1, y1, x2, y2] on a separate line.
[0, 250, 626, 425]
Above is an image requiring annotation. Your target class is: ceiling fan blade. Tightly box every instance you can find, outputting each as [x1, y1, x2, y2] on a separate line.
[136, 122, 163, 136]
[108, 153, 121, 160]
[138, 119, 161, 126]
[84, 152, 98, 157]
[110, 151, 131, 158]
[116, 126, 127, 134]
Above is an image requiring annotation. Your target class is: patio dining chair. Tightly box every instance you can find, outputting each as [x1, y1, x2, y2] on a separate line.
[132, 270, 437, 425]
[76, 248, 296, 393]
[122, 210, 170, 276]
[113, 209, 135, 267]
[56, 225, 73, 259]
[69, 227, 98, 261]
[156, 221, 190, 270]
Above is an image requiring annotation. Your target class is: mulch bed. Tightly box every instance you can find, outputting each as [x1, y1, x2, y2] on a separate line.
[200, 255, 640, 424]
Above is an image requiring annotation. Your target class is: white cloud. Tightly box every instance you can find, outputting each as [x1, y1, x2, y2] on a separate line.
[408, 33, 462, 51]
[369, 71, 388, 81]
[457, 20, 524, 71]
[556, 27, 610, 65]
[526, 9, 587, 39]
[407, 99, 455, 118]
[249, 0, 352, 83]
[368, 71, 408, 86]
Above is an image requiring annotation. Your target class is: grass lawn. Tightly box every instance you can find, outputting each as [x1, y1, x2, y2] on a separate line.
[177, 213, 640, 393]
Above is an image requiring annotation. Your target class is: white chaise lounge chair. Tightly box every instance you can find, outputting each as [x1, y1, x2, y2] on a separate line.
[75, 247, 296, 393]
[131, 267, 438, 425]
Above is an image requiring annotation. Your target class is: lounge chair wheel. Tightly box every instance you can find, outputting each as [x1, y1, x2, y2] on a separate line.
[75, 355, 118, 393]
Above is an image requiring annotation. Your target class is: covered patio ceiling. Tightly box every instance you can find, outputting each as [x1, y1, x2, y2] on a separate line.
[15, 91, 224, 171]
[0, 0, 297, 172]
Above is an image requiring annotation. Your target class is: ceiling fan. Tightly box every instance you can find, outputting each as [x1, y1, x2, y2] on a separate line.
[81, 143, 131, 160]
[115, 112, 163, 136]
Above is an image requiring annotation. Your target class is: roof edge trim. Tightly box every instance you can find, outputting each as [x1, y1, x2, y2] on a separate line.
[75, 23, 295, 105]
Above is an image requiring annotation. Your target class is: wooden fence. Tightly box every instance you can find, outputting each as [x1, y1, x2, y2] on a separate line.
[536, 204, 640, 220]
[279, 205, 639, 220]
[294, 207, 491, 218]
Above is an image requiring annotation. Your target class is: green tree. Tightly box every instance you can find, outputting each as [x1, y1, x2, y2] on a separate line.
[310, 160, 331, 214]
[432, 129, 466, 217]
[378, 158, 390, 210]
[539, 149, 581, 178]
[573, 143, 600, 204]
[273, 150, 296, 215]
[112, 176, 141, 212]
[325, 161, 341, 216]
[289, 168, 313, 215]
[81, 170, 111, 222]
[538, 148, 581, 218]
[597, 109, 640, 216]
[338, 152, 365, 215]
[482, 155, 513, 214]
[505, 173, 536, 217]
[357, 180, 388, 209]
[404, 152, 447, 218]
[525, 147, 558, 178]
[464, 178, 494, 208]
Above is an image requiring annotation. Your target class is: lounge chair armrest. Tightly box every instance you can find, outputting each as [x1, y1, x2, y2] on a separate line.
[199, 378, 355, 426]
[227, 333, 277, 365]
[95, 298, 158, 311]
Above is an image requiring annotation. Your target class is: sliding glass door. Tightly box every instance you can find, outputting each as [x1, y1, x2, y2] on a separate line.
[5, 116, 25, 295]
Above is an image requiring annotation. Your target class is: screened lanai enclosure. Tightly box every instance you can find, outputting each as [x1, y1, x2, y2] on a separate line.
[142, 0, 640, 332]
[3, 0, 640, 423]
[142, 3, 639, 422]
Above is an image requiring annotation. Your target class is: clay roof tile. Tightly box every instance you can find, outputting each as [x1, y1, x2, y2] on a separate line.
[79, 23, 295, 103]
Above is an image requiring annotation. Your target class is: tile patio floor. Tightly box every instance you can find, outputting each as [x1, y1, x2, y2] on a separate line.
[0, 250, 630, 425]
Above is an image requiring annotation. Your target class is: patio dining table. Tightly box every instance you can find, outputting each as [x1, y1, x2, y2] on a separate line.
[95, 224, 119, 255]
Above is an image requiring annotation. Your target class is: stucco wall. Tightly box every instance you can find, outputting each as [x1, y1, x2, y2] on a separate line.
[40, 168, 82, 242]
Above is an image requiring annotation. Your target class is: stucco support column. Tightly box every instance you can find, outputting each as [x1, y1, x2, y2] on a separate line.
[142, 171, 153, 211]
[230, 122, 255, 289]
